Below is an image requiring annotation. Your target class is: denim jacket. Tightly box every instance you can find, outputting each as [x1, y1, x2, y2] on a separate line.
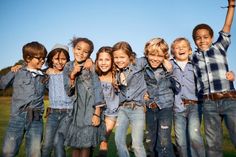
[144, 60, 175, 109]
[116, 58, 147, 106]
[63, 61, 105, 107]
[0, 67, 48, 116]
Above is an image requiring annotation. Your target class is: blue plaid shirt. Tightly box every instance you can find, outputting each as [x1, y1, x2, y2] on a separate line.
[192, 31, 235, 96]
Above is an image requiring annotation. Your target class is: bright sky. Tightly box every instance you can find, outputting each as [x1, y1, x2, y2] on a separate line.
[0, 0, 236, 73]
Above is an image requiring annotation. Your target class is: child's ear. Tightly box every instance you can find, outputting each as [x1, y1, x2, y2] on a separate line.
[25, 56, 31, 63]
[189, 49, 193, 55]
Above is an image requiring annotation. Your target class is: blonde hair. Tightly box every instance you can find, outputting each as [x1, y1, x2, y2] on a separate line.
[144, 38, 169, 59]
[170, 37, 192, 57]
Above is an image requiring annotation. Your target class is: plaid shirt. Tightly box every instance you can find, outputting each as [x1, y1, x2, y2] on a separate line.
[192, 31, 235, 96]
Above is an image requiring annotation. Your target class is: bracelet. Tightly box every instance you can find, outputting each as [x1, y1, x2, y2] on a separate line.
[93, 113, 100, 118]
[221, 5, 235, 8]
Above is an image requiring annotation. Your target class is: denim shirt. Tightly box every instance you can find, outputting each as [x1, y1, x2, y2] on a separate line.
[63, 61, 105, 107]
[116, 58, 147, 106]
[48, 73, 74, 109]
[171, 59, 198, 112]
[0, 67, 48, 116]
[143, 59, 175, 109]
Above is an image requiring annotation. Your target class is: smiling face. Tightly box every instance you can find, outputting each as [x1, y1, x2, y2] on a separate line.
[73, 41, 91, 62]
[194, 29, 213, 52]
[52, 52, 67, 71]
[146, 48, 165, 69]
[97, 52, 112, 73]
[172, 40, 192, 62]
[113, 49, 130, 69]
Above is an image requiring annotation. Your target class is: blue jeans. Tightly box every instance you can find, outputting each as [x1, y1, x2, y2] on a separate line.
[115, 106, 146, 157]
[2, 112, 43, 157]
[146, 107, 175, 157]
[174, 104, 205, 157]
[42, 111, 71, 157]
[203, 99, 236, 157]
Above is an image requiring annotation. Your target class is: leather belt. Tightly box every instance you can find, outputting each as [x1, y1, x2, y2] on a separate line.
[182, 99, 198, 105]
[121, 101, 137, 110]
[44, 107, 72, 118]
[203, 91, 236, 101]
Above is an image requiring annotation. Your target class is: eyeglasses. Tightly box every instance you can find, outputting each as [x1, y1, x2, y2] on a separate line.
[33, 56, 45, 61]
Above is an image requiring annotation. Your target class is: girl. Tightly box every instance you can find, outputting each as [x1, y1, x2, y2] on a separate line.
[41, 44, 73, 157]
[95, 46, 119, 157]
[113, 41, 147, 157]
[63, 37, 105, 157]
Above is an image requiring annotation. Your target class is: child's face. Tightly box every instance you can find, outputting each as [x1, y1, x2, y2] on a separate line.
[27, 56, 45, 70]
[194, 29, 213, 51]
[113, 49, 130, 69]
[73, 41, 91, 62]
[173, 40, 191, 62]
[52, 52, 67, 71]
[146, 48, 165, 69]
[97, 52, 112, 73]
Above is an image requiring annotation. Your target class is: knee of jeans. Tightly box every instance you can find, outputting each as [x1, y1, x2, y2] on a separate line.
[2, 137, 17, 156]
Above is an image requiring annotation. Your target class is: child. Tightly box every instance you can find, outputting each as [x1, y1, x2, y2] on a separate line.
[170, 37, 205, 157]
[95, 46, 120, 157]
[113, 41, 147, 157]
[41, 44, 73, 157]
[143, 37, 177, 157]
[0, 41, 48, 157]
[191, 0, 236, 156]
[63, 37, 105, 157]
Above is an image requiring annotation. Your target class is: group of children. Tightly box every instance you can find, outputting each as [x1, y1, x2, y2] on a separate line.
[1, 0, 236, 157]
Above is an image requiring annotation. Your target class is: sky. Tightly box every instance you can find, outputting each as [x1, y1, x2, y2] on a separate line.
[0, 0, 236, 73]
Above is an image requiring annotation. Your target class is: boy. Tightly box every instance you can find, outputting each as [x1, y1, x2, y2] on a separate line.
[143, 38, 177, 157]
[191, 0, 236, 156]
[170, 37, 205, 157]
[0, 41, 48, 157]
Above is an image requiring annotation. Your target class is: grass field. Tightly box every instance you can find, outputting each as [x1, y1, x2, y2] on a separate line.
[0, 96, 235, 157]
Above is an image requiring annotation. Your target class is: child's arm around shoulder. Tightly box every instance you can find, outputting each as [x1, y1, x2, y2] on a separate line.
[0, 69, 16, 89]
[222, 0, 235, 33]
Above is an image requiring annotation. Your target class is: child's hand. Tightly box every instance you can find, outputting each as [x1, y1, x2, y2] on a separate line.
[144, 92, 150, 101]
[11, 65, 22, 72]
[226, 71, 235, 81]
[163, 59, 173, 72]
[91, 114, 100, 126]
[70, 65, 82, 79]
[83, 58, 93, 70]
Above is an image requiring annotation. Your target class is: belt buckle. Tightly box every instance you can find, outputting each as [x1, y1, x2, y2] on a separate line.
[148, 102, 158, 110]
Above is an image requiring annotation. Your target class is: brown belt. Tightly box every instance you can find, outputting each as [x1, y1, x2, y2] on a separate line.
[182, 99, 198, 105]
[203, 91, 236, 101]
[121, 101, 137, 110]
[147, 102, 159, 109]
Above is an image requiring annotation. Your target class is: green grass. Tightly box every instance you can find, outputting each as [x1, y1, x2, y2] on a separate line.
[0, 96, 236, 156]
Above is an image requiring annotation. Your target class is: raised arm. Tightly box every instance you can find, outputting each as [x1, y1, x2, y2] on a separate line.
[222, 0, 235, 33]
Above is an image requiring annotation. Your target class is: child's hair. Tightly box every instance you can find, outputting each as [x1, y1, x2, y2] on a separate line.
[95, 46, 114, 76]
[22, 41, 47, 62]
[144, 38, 169, 59]
[95, 46, 117, 88]
[171, 37, 192, 57]
[46, 47, 70, 68]
[70, 37, 94, 56]
[112, 41, 136, 64]
[192, 23, 214, 41]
